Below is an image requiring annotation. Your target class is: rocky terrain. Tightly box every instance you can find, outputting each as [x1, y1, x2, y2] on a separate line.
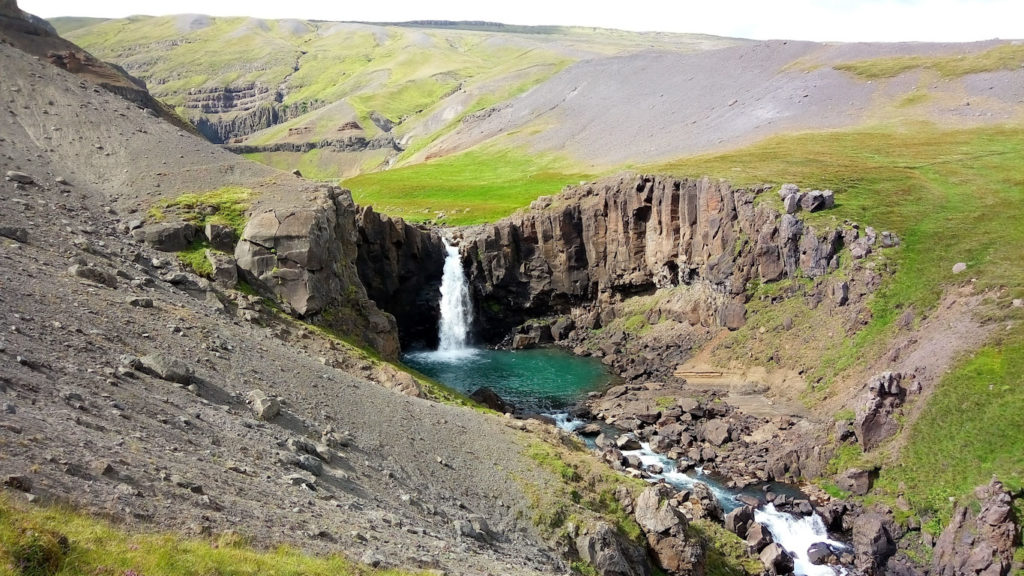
[0, 12, 600, 575]
[1, 3, 1021, 576]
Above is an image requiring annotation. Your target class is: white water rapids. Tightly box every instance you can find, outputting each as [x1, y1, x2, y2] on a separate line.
[436, 238, 474, 357]
[552, 419, 850, 575]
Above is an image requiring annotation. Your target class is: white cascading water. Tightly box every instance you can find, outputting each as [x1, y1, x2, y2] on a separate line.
[436, 238, 474, 356]
[609, 441, 848, 576]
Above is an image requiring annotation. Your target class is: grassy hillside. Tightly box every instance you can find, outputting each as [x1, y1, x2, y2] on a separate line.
[57, 15, 735, 177]
[0, 496, 418, 576]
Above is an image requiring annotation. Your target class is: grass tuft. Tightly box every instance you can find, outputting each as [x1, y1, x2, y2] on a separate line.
[152, 186, 253, 236]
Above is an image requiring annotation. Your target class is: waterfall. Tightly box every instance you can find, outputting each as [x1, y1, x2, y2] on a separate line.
[437, 238, 473, 354]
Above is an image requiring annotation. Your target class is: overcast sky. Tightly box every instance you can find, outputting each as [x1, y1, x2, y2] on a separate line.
[18, 0, 1024, 43]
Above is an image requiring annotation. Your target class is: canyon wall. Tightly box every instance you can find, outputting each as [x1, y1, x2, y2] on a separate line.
[356, 206, 447, 349]
[462, 174, 843, 341]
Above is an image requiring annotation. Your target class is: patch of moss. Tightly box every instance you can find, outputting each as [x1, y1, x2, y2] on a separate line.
[151, 186, 253, 236]
[689, 519, 762, 575]
[177, 239, 214, 277]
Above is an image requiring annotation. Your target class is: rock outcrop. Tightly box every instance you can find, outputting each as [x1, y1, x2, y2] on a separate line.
[462, 174, 844, 341]
[932, 479, 1019, 576]
[855, 371, 905, 451]
[234, 185, 400, 359]
[355, 206, 446, 349]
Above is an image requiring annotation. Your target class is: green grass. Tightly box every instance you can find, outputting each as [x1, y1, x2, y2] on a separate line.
[689, 519, 762, 576]
[834, 43, 1024, 79]
[651, 124, 1024, 382]
[177, 240, 215, 277]
[873, 327, 1024, 522]
[0, 495, 419, 576]
[150, 186, 253, 235]
[344, 147, 591, 225]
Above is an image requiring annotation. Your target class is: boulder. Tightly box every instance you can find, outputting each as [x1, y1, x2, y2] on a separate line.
[831, 280, 849, 306]
[852, 512, 895, 572]
[137, 353, 193, 384]
[724, 505, 755, 539]
[511, 333, 540, 349]
[296, 454, 323, 476]
[881, 231, 900, 247]
[800, 190, 830, 212]
[836, 468, 872, 496]
[469, 387, 510, 413]
[248, 389, 280, 421]
[850, 237, 872, 260]
[132, 222, 198, 252]
[688, 482, 722, 521]
[855, 397, 901, 451]
[759, 542, 794, 575]
[68, 264, 118, 288]
[4, 170, 34, 184]
[206, 250, 238, 288]
[807, 542, 834, 565]
[719, 302, 746, 330]
[635, 484, 687, 536]
[703, 419, 731, 446]
[615, 434, 642, 451]
[952, 262, 967, 274]
[0, 226, 28, 243]
[746, 522, 773, 553]
[783, 193, 800, 214]
[204, 222, 237, 252]
[551, 317, 576, 341]
[575, 521, 651, 576]
[373, 365, 421, 397]
[778, 183, 799, 199]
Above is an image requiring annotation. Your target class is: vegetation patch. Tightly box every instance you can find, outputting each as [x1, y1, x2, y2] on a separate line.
[176, 240, 215, 277]
[150, 186, 253, 235]
[520, 437, 647, 546]
[834, 43, 1024, 79]
[689, 519, 762, 575]
[872, 327, 1024, 524]
[0, 495, 420, 576]
[344, 147, 591, 225]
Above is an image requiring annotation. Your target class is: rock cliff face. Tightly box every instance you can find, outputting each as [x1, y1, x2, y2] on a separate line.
[355, 206, 447, 349]
[183, 84, 326, 144]
[462, 174, 842, 341]
[234, 185, 401, 359]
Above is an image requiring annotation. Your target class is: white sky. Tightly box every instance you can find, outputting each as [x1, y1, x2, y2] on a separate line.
[17, 0, 1024, 43]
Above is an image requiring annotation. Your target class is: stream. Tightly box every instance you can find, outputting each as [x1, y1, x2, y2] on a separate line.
[405, 236, 850, 575]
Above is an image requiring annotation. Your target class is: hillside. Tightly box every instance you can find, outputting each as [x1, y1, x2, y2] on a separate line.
[2, 4, 1022, 576]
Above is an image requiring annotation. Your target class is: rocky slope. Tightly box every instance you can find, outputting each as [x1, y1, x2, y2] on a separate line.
[0, 13, 609, 575]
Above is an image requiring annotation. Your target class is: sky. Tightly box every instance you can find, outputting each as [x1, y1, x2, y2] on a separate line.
[17, 0, 1024, 43]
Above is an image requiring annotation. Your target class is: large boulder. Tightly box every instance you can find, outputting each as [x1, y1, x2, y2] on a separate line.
[852, 512, 896, 572]
[247, 389, 280, 421]
[933, 479, 1018, 576]
[855, 372, 906, 451]
[234, 186, 400, 359]
[724, 505, 755, 539]
[634, 485, 704, 576]
[836, 468, 872, 496]
[759, 543, 794, 575]
[703, 419, 732, 446]
[746, 522, 773, 553]
[469, 387, 509, 413]
[574, 521, 651, 576]
[137, 353, 193, 384]
[132, 222, 198, 252]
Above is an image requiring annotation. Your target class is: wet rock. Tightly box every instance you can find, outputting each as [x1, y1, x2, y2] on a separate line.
[759, 542, 794, 575]
[807, 542, 834, 565]
[469, 387, 510, 413]
[137, 353, 193, 384]
[724, 505, 755, 539]
[746, 522, 773, 553]
[248, 389, 280, 421]
[615, 434, 642, 451]
[132, 222, 198, 252]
